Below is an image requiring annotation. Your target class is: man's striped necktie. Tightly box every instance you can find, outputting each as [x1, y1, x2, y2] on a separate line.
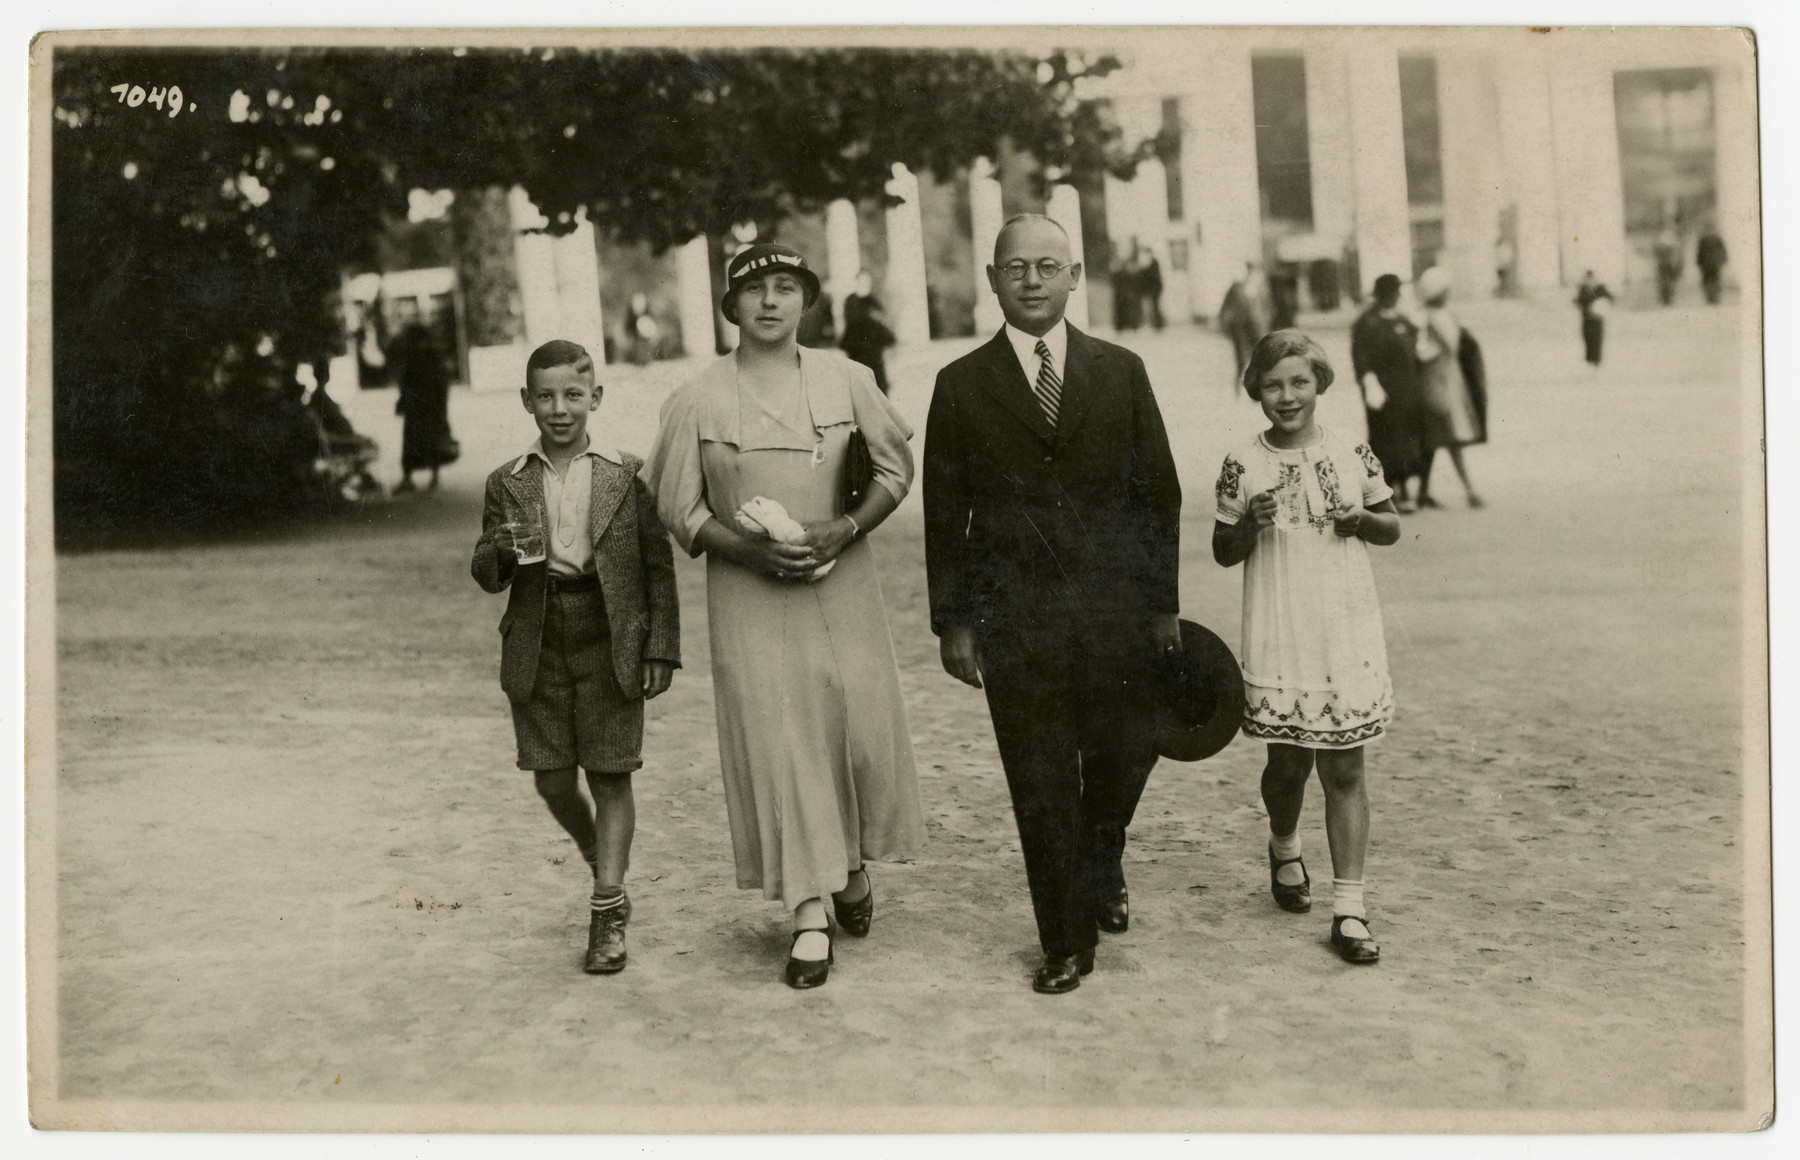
[1033, 338, 1061, 429]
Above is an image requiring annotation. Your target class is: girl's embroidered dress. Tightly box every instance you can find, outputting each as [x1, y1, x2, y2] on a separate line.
[1215, 427, 1395, 748]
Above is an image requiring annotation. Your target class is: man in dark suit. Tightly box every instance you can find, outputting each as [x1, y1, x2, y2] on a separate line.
[924, 214, 1183, 994]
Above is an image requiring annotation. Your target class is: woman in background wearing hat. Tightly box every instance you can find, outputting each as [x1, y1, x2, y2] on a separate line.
[1412, 266, 1486, 509]
[643, 244, 923, 989]
[1350, 274, 1426, 513]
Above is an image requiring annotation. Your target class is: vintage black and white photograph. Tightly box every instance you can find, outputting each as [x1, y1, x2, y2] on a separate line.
[19, 12, 1775, 1141]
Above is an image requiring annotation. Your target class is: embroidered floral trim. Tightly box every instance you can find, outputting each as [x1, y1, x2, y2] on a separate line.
[1314, 457, 1344, 514]
[1216, 455, 1246, 502]
[1244, 719, 1386, 746]
[1354, 442, 1383, 479]
[1245, 693, 1388, 730]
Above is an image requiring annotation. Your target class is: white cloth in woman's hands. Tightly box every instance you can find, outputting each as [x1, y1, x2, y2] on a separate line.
[735, 496, 835, 580]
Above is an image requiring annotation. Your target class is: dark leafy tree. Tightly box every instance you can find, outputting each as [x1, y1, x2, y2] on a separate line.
[50, 44, 1141, 543]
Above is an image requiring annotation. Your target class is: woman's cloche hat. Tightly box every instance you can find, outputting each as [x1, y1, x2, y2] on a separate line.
[1153, 619, 1246, 762]
[721, 243, 822, 324]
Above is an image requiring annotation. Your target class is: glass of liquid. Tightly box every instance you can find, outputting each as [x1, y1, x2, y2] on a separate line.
[505, 519, 547, 565]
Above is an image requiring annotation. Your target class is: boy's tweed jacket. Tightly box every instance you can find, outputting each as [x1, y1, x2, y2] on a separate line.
[472, 450, 680, 702]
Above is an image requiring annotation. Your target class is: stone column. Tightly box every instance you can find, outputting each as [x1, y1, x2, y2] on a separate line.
[1176, 50, 1262, 317]
[824, 198, 862, 336]
[508, 186, 562, 352]
[1547, 42, 1627, 287]
[551, 210, 605, 360]
[883, 163, 932, 346]
[1346, 47, 1413, 295]
[508, 186, 605, 360]
[1046, 182, 1089, 330]
[1305, 45, 1357, 262]
[1494, 36, 1563, 294]
[676, 234, 717, 359]
[1438, 48, 1509, 298]
[969, 156, 1006, 335]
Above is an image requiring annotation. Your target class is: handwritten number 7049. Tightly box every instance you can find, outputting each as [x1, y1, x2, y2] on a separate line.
[110, 83, 190, 118]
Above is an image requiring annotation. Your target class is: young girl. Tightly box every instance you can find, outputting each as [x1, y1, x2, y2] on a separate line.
[1212, 330, 1401, 964]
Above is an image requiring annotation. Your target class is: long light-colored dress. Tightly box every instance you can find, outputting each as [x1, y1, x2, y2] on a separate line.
[1215, 427, 1395, 749]
[1417, 306, 1481, 449]
[644, 347, 924, 909]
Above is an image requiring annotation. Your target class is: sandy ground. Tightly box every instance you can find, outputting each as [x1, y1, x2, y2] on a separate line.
[41, 299, 1763, 1130]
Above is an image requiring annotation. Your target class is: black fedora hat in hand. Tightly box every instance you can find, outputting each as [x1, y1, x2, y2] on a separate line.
[1153, 619, 1245, 762]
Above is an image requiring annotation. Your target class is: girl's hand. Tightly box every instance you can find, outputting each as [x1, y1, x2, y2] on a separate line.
[1333, 504, 1366, 538]
[740, 536, 817, 581]
[1246, 490, 1278, 530]
[800, 516, 856, 566]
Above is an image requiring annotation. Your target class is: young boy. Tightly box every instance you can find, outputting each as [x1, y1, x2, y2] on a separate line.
[471, 339, 680, 974]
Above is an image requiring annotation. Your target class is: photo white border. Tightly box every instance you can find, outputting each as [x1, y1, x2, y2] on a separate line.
[6, 1, 1795, 1157]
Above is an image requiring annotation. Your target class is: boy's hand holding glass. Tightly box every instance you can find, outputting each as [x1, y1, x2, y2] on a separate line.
[504, 518, 548, 565]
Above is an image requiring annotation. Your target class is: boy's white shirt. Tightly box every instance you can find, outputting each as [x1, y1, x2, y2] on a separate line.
[510, 434, 622, 578]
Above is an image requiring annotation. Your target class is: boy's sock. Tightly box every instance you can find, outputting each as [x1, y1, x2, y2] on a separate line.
[1332, 880, 1370, 938]
[591, 885, 625, 912]
[579, 845, 599, 872]
[1270, 830, 1305, 886]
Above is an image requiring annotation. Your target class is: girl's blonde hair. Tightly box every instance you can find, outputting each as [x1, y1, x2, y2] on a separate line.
[1241, 329, 1335, 400]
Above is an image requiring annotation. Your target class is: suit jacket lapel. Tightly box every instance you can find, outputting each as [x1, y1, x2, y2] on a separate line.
[587, 456, 634, 546]
[1053, 326, 1100, 450]
[975, 330, 1055, 444]
[501, 456, 546, 520]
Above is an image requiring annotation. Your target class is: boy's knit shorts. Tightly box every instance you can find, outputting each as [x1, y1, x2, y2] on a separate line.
[511, 588, 643, 774]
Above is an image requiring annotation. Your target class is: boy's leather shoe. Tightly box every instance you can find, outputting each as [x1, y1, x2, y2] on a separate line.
[584, 895, 630, 975]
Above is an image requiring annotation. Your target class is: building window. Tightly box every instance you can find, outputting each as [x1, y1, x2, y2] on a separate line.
[1160, 97, 1184, 223]
[1398, 55, 1446, 274]
[1251, 55, 1314, 232]
[1614, 68, 1717, 258]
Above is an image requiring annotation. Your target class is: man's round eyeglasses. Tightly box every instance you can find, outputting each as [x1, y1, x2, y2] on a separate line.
[997, 259, 1075, 282]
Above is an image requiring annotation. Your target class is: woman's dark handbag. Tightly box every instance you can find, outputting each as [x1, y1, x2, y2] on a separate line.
[842, 426, 875, 511]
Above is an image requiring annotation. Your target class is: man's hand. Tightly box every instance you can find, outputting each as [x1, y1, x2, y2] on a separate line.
[1151, 612, 1182, 659]
[940, 625, 984, 689]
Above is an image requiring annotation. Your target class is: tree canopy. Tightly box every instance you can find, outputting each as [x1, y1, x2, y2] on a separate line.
[50, 44, 1140, 540]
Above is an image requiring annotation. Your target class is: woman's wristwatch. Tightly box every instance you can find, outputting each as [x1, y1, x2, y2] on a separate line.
[842, 514, 861, 538]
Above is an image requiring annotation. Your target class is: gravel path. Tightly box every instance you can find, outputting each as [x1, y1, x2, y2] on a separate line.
[37, 299, 1768, 1132]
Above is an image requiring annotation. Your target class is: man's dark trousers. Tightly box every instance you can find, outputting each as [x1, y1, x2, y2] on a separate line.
[981, 613, 1159, 957]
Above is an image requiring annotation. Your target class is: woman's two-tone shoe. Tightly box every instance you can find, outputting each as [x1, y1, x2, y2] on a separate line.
[784, 924, 835, 989]
[832, 869, 874, 938]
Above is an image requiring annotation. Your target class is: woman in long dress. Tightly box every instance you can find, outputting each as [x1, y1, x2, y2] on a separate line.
[643, 243, 924, 989]
[1350, 273, 1426, 512]
[393, 322, 457, 493]
[1412, 267, 1485, 509]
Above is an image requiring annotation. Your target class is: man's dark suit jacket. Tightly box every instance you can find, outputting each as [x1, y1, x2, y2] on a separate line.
[471, 450, 681, 703]
[923, 326, 1181, 650]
